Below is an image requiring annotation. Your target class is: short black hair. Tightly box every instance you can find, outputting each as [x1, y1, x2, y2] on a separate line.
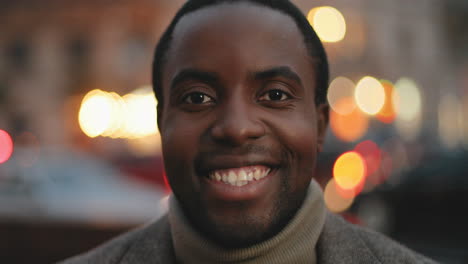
[152, 0, 329, 107]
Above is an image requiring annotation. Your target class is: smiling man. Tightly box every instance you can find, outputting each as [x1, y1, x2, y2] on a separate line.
[158, 1, 329, 252]
[60, 0, 436, 263]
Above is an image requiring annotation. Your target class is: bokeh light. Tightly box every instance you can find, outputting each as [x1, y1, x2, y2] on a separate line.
[307, 6, 346, 42]
[0, 129, 14, 164]
[462, 95, 468, 148]
[78, 86, 158, 140]
[126, 134, 162, 157]
[122, 86, 158, 139]
[393, 78, 422, 121]
[354, 76, 386, 115]
[330, 97, 369, 142]
[327, 76, 356, 115]
[362, 150, 393, 192]
[395, 114, 422, 141]
[324, 178, 355, 213]
[376, 80, 396, 123]
[79, 89, 114, 138]
[393, 78, 423, 140]
[333, 151, 366, 192]
[438, 94, 464, 149]
[101, 92, 126, 139]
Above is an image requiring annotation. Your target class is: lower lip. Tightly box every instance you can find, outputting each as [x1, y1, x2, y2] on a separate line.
[202, 169, 276, 201]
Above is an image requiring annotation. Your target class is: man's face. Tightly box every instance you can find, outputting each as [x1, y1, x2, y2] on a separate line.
[159, 3, 328, 247]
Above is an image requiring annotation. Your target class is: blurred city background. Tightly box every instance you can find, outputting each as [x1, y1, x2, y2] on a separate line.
[0, 0, 467, 263]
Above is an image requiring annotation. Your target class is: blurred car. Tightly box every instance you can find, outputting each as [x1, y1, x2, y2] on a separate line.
[0, 147, 166, 263]
[350, 149, 468, 264]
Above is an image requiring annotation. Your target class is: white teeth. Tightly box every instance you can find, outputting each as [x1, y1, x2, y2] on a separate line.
[235, 181, 248, 186]
[247, 172, 253, 181]
[209, 166, 271, 186]
[228, 171, 237, 184]
[238, 170, 247, 181]
[253, 170, 261, 180]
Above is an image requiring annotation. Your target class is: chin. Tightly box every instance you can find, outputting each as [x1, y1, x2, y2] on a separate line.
[203, 210, 278, 248]
[188, 190, 304, 248]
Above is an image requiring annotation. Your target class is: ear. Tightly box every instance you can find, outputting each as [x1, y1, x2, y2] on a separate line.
[316, 103, 329, 153]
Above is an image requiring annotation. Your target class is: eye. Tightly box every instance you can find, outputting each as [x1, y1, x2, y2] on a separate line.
[259, 89, 291, 101]
[183, 92, 214, 104]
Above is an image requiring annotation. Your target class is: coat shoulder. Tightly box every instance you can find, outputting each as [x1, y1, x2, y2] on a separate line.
[318, 212, 438, 264]
[57, 215, 171, 264]
[349, 220, 437, 263]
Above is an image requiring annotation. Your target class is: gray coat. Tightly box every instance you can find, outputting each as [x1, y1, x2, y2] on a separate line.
[59, 212, 437, 264]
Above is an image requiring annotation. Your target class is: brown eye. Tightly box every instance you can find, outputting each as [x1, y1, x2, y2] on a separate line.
[259, 89, 290, 101]
[184, 92, 213, 104]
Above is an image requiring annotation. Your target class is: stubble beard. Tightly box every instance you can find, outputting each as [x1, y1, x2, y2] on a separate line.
[181, 176, 306, 249]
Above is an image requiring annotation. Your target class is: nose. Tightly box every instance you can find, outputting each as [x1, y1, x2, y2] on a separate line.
[210, 100, 265, 146]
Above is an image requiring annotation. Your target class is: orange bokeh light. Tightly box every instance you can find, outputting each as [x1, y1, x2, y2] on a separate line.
[333, 151, 367, 193]
[376, 80, 396, 123]
[335, 177, 364, 199]
[330, 97, 369, 142]
[0, 129, 14, 164]
[324, 178, 355, 213]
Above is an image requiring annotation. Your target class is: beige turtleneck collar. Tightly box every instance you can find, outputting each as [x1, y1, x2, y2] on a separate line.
[168, 179, 326, 264]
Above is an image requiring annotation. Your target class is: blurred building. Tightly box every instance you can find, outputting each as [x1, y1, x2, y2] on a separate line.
[298, 0, 465, 151]
[0, 0, 466, 154]
[0, 0, 183, 151]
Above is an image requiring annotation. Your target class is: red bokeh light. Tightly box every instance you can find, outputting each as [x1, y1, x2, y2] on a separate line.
[354, 140, 381, 176]
[0, 129, 14, 164]
[369, 150, 393, 186]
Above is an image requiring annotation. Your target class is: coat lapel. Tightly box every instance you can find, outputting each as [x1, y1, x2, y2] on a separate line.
[119, 216, 177, 264]
[317, 212, 381, 264]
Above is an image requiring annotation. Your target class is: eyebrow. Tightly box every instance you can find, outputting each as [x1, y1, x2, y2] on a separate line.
[169, 66, 303, 91]
[170, 68, 220, 90]
[253, 66, 302, 86]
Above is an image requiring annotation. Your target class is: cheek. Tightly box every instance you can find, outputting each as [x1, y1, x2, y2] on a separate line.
[161, 111, 201, 155]
[287, 121, 318, 174]
[160, 115, 201, 189]
[269, 110, 318, 185]
[272, 108, 318, 155]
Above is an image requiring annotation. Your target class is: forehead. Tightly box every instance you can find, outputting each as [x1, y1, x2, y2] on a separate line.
[164, 2, 315, 89]
[173, 3, 300, 44]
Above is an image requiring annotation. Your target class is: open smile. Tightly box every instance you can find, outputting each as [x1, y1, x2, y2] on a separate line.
[201, 164, 279, 201]
[208, 165, 271, 186]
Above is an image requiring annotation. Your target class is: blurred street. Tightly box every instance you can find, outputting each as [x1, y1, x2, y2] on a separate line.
[0, 0, 467, 263]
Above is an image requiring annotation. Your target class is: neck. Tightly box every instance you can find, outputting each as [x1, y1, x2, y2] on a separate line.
[169, 179, 326, 264]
